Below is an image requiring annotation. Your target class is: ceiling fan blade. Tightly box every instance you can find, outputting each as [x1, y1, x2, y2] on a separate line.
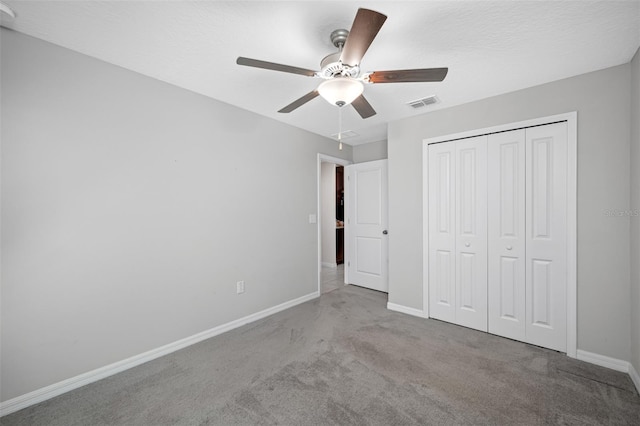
[236, 57, 317, 77]
[368, 68, 449, 83]
[340, 8, 387, 67]
[351, 94, 376, 119]
[278, 90, 320, 113]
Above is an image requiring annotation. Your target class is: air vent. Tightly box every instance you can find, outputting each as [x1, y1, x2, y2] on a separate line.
[407, 95, 439, 109]
[331, 130, 358, 139]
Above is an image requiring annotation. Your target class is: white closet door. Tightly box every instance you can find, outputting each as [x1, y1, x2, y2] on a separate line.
[525, 122, 568, 352]
[428, 137, 487, 330]
[428, 142, 456, 323]
[454, 137, 488, 331]
[488, 130, 526, 340]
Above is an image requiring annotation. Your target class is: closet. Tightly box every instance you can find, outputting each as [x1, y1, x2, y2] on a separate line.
[427, 121, 568, 352]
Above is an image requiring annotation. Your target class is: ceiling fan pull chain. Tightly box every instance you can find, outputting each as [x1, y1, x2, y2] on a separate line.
[338, 105, 343, 151]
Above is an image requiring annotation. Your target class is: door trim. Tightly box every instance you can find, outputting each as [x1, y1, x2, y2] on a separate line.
[317, 154, 351, 295]
[422, 112, 578, 358]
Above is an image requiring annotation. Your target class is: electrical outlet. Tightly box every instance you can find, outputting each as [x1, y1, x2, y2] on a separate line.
[236, 281, 245, 294]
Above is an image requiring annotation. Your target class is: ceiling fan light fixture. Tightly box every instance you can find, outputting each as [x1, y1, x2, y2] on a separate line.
[318, 78, 364, 107]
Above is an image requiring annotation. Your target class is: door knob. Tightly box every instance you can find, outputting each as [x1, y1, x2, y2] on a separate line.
[465, 242, 470, 247]
[506, 246, 513, 250]
[382, 230, 388, 235]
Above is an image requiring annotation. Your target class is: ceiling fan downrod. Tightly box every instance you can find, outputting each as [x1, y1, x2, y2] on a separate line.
[330, 29, 349, 50]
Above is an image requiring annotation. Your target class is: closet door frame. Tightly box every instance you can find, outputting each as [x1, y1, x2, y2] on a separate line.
[422, 111, 577, 358]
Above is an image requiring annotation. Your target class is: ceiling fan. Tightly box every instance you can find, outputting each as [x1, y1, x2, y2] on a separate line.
[236, 8, 448, 119]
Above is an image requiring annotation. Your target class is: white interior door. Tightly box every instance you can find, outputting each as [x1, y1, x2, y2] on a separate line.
[345, 160, 388, 292]
[525, 122, 568, 352]
[428, 142, 456, 323]
[488, 129, 526, 341]
[454, 137, 488, 331]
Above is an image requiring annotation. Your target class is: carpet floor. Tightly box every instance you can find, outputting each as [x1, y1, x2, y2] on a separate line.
[321, 265, 345, 294]
[2, 284, 639, 425]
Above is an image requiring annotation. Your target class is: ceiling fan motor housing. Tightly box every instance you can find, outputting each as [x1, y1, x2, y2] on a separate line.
[317, 29, 360, 79]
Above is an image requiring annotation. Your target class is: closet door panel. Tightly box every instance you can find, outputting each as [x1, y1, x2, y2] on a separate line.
[488, 130, 526, 341]
[454, 136, 488, 331]
[428, 142, 456, 323]
[525, 122, 568, 352]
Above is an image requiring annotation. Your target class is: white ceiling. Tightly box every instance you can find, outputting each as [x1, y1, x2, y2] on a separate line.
[1, 1, 639, 145]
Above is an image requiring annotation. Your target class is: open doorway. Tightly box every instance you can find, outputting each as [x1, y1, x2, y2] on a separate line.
[317, 154, 350, 295]
[335, 165, 344, 266]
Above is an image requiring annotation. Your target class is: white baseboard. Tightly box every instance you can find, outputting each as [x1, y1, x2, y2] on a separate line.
[321, 262, 338, 269]
[387, 302, 428, 318]
[0, 291, 319, 417]
[576, 349, 630, 373]
[629, 362, 640, 394]
[576, 349, 640, 394]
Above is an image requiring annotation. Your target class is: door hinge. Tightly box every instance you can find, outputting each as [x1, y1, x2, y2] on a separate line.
[348, 261, 350, 267]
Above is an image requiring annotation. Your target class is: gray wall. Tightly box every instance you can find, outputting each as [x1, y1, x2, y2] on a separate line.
[352, 140, 387, 163]
[0, 29, 351, 401]
[388, 64, 632, 362]
[631, 47, 640, 374]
